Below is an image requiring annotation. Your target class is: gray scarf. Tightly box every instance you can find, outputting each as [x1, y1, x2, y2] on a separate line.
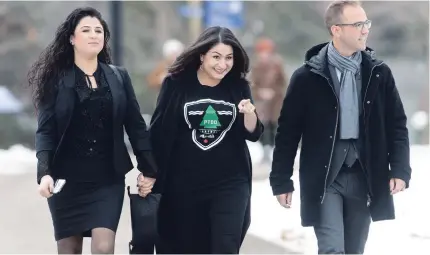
[327, 42, 362, 139]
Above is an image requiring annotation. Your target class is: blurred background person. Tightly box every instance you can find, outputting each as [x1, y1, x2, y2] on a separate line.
[410, 83, 429, 144]
[250, 37, 288, 163]
[146, 39, 184, 95]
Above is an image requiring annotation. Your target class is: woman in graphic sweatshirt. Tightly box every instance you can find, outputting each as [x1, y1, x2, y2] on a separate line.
[146, 26, 264, 254]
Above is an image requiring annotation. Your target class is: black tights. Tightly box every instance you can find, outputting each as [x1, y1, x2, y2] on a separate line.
[56, 228, 116, 254]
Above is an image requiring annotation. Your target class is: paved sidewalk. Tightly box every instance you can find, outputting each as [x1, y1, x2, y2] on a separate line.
[0, 165, 292, 254]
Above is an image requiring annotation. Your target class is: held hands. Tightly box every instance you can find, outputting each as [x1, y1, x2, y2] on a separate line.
[238, 99, 256, 115]
[137, 173, 156, 198]
[390, 178, 406, 195]
[276, 192, 293, 209]
[38, 175, 54, 198]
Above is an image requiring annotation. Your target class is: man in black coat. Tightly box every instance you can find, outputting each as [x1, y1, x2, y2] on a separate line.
[269, 1, 412, 254]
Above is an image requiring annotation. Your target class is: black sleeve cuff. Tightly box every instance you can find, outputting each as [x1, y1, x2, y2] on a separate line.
[136, 151, 158, 178]
[270, 178, 295, 196]
[389, 170, 411, 189]
[36, 151, 52, 184]
[245, 118, 264, 142]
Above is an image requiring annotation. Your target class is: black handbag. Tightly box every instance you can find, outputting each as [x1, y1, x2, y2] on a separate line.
[127, 186, 161, 254]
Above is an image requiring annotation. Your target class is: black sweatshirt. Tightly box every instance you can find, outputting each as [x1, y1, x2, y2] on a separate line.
[150, 72, 264, 194]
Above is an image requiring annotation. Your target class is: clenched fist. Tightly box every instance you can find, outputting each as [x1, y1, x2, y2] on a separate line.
[238, 99, 255, 114]
[38, 175, 54, 198]
[390, 178, 406, 195]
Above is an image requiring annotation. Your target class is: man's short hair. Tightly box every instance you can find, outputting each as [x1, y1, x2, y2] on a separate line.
[325, 0, 362, 35]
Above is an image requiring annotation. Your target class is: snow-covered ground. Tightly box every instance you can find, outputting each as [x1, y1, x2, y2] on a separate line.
[1, 143, 429, 253]
[249, 145, 430, 254]
[0, 144, 36, 175]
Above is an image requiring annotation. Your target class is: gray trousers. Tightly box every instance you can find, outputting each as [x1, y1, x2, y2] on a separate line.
[314, 165, 371, 254]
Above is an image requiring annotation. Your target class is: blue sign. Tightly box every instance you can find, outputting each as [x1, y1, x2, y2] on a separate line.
[203, 1, 244, 29]
[179, 4, 203, 18]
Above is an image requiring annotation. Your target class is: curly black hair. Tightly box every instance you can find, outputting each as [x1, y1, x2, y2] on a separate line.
[27, 7, 112, 108]
[168, 26, 250, 81]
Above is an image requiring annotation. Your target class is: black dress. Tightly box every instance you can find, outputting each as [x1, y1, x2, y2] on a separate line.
[47, 65, 125, 241]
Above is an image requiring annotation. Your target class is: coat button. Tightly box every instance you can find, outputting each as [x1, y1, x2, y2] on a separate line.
[329, 136, 333, 139]
[376, 74, 380, 78]
[324, 165, 327, 168]
[367, 101, 370, 104]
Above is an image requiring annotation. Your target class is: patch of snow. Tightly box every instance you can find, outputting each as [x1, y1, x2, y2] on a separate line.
[247, 140, 264, 165]
[0, 144, 36, 175]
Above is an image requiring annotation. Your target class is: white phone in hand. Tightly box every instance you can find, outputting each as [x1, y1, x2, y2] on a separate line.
[53, 179, 66, 194]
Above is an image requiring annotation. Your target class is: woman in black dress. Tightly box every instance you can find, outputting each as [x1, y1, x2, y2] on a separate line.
[28, 7, 157, 254]
[146, 26, 264, 254]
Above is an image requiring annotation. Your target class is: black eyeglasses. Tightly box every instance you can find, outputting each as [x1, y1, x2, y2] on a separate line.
[336, 20, 372, 31]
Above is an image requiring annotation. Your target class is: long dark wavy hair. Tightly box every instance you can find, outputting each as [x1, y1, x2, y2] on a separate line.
[27, 7, 112, 109]
[168, 26, 250, 81]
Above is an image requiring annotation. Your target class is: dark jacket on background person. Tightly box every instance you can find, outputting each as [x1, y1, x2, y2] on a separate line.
[269, 42, 412, 227]
[35, 63, 157, 184]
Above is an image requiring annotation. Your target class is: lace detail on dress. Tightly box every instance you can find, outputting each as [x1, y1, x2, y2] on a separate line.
[61, 65, 114, 159]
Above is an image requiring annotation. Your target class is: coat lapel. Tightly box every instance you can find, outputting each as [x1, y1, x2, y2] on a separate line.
[328, 65, 341, 97]
[100, 63, 123, 125]
[57, 63, 125, 138]
[57, 69, 76, 134]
